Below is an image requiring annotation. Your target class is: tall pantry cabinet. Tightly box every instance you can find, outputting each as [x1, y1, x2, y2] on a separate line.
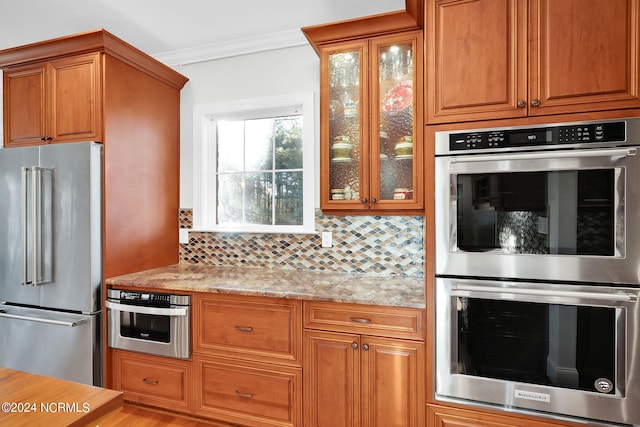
[0, 29, 188, 279]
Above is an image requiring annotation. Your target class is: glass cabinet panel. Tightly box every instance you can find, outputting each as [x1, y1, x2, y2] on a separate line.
[320, 32, 421, 212]
[327, 47, 364, 204]
[375, 39, 416, 203]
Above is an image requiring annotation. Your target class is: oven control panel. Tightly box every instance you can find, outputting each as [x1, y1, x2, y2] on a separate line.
[449, 121, 626, 151]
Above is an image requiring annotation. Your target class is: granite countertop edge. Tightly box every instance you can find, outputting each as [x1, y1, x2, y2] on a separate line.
[105, 264, 426, 310]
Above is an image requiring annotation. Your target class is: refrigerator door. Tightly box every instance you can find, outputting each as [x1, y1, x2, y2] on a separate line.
[38, 142, 103, 313]
[0, 142, 102, 313]
[0, 303, 102, 386]
[0, 146, 41, 307]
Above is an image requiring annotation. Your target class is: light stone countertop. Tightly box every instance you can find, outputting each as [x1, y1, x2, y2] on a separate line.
[105, 264, 425, 309]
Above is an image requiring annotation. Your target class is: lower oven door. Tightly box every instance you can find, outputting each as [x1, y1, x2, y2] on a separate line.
[106, 300, 190, 359]
[435, 277, 640, 426]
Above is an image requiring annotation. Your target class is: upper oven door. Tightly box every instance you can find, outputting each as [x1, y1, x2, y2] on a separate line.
[435, 146, 640, 284]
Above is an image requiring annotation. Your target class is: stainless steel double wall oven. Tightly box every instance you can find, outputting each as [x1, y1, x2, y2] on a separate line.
[434, 117, 640, 426]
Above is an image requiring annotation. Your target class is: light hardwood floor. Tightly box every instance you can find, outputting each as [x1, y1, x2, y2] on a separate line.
[87, 404, 240, 427]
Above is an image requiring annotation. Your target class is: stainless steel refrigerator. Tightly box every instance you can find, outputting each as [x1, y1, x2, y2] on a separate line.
[0, 142, 103, 386]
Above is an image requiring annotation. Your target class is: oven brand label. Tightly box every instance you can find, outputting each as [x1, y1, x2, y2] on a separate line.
[514, 390, 551, 403]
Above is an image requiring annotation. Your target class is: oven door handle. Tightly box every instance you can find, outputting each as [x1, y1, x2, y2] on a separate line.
[450, 147, 637, 163]
[451, 284, 637, 302]
[105, 300, 188, 316]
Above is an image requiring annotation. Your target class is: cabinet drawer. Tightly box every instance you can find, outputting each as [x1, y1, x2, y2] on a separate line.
[112, 349, 192, 412]
[194, 294, 302, 365]
[195, 355, 302, 427]
[304, 301, 425, 340]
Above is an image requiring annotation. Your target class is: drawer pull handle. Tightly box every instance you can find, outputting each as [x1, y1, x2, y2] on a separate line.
[235, 391, 254, 398]
[235, 326, 254, 332]
[142, 378, 158, 385]
[350, 317, 371, 324]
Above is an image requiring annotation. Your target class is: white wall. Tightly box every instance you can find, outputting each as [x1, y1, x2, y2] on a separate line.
[177, 44, 320, 208]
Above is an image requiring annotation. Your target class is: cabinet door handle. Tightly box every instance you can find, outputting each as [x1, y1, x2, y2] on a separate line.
[362, 344, 369, 351]
[531, 99, 541, 107]
[351, 342, 358, 350]
[235, 326, 254, 332]
[40, 136, 46, 141]
[361, 198, 368, 204]
[517, 100, 526, 108]
[350, 317, 371, 324]
[235, 391, 254, 398]
[142, 378, 158, 385]
[372, 198, 377, 204]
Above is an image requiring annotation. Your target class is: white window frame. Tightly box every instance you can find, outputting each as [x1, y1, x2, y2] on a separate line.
[193, 92, 315, 234]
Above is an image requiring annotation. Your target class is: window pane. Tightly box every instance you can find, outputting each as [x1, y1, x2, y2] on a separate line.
[217, 121, 244, 172]
[245, 118, 274, 171]
[275, 116, 303, 170]
[217, 173, 243, 224]
[244, 172, 273, 225]
[275, 171, 303, 225]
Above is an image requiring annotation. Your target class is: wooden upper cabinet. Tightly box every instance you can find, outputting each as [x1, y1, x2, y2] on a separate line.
[303, 2, 424, 215]
[3, 52, 101, 147]
[427, 0, 640, 123]
[530, 0, 640, 115]
[3, 64, 47, 146]
[427, 0, 527, 122]
[49, 53, 101, 142]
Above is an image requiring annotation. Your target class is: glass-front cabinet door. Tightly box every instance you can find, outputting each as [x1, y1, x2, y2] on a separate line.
[319, 32, 423, 213]
[322, 41, 369, 211]
[371, 32, 422, 210]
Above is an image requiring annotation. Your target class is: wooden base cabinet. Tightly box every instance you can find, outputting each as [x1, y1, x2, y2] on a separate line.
[426, 404, 585, 427]
[303, 302, 425, 427]
[195, 355, 302, 427]
[427, 0, 640, 123]
[194, 293, 303, 426]
[111, 349, 192, 414]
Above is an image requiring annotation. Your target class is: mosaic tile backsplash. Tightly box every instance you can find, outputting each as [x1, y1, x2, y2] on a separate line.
[179, 209, 424, 277]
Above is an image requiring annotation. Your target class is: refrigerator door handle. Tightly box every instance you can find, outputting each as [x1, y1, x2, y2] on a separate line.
[0, 310, 88, 327]
[21, 167, 29, 285]
[21, 166, 52, 287]
[32, 166, 40, 286]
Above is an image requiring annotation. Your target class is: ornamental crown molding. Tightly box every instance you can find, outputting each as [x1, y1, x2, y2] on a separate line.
[152, 28, 308, 67]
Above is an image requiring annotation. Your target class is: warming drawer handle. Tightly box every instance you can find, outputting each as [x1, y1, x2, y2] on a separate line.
[451, 284, 637, 302]
[450, 147, 637, 163]
[0, 311, 86, 327]
[105, 300, 188, 316]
